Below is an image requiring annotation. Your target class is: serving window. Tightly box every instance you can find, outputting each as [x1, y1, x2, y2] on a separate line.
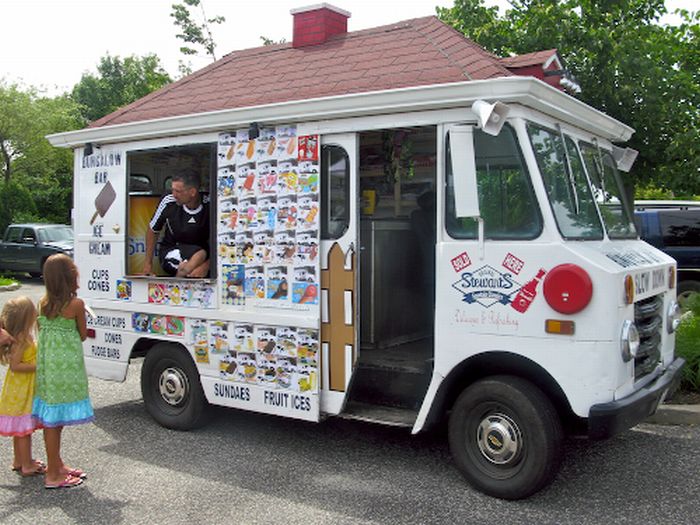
[126, 143, 217, 278]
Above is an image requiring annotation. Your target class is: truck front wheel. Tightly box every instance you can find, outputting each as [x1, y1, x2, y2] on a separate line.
[448, 375, 562, 500]
[141, 343, 209, 430]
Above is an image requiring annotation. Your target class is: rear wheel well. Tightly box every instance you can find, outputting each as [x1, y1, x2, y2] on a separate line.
[423, 351, 584, 435]
[130, 337, 165, 359]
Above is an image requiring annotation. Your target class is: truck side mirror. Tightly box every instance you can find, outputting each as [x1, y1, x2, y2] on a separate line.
[448, 125, 480, 218]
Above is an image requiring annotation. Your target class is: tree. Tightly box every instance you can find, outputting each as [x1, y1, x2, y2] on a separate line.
[171, 0, 225, 61]
[437, 0, 700, 196]
[0, 82, 82, 230]
[72, 54, 172, 122]
[0, 83, 41, 184]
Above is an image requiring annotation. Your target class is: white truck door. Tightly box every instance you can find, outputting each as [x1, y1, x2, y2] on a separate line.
[319, 133, 359, 415]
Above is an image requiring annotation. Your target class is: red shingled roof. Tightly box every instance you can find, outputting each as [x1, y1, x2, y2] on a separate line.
[500, 49, 559, 69]
[90, 16, 512, 128]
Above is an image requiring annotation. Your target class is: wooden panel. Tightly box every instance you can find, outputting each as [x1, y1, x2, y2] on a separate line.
[321, 242, 355, 391]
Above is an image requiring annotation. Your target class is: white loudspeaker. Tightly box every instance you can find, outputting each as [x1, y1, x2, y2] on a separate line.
[612, 146, 639, 172]
[471, 100, 511, 136]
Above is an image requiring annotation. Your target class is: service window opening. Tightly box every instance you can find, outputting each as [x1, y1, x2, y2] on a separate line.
[126, 143, 217, 278]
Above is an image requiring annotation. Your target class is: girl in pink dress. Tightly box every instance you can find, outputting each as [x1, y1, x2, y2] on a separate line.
[0, 296, 45, 476]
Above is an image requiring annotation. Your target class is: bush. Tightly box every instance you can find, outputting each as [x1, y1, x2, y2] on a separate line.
[0, 181, 38, 233]
[675, 293, 700, 391]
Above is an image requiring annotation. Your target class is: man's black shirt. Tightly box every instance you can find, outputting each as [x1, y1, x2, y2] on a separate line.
[150, 193, 210, 254]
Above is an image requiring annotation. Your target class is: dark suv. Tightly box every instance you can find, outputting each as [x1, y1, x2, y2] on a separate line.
[634, 201, 700, 306]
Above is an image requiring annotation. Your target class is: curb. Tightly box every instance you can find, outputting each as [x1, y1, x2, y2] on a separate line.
[0, 283, 21, 292]
[646, 404, 700, 426]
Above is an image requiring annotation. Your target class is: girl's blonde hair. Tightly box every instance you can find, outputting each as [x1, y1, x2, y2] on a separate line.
[0, 296, 37, 365]
[39, 253, 79, 319]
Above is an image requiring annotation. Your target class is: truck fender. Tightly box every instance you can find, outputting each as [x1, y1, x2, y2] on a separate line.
[411, 351, 576, 434]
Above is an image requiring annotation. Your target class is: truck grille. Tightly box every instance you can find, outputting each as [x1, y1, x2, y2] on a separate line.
[634, 295, 663, 379]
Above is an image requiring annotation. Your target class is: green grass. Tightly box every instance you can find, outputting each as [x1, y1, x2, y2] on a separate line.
[675, 293, 700, 391]
[0, 275, 18, 286]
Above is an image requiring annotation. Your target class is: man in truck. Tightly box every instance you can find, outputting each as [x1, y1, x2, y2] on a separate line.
[143, 170, 210, 278]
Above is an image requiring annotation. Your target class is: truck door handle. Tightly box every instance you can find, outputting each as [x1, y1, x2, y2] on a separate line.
[345, 242, 355, 267]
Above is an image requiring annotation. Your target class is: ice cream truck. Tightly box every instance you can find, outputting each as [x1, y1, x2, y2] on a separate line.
[48, 5, 684, 500]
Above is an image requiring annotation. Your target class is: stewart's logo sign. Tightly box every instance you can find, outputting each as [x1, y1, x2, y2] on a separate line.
[452, 265, 521, 308]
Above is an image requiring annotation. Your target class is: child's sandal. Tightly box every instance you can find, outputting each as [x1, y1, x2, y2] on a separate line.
[45, 475, 83, 490]
[64, 468, 87, 479]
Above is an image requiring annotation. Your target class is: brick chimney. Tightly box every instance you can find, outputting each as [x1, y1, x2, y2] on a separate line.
[291, 3, 351, 48]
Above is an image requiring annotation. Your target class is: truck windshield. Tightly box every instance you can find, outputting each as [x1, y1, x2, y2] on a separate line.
[38, 226, 73, 242]
[527, 123, 603, 240]
[579, 143, 637, 239]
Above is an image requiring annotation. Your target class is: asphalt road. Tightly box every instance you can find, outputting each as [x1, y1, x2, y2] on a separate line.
[1, 279, 699, 524]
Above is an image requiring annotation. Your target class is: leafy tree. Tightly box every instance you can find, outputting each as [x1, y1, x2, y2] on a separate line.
[72, 54, 172, 122]
[0, 181, 37, 233]
[0, 83, 41, 184]
[0, 82, 82, 230]
[437, 0, 700, 196]
[171, 0, 225, 61]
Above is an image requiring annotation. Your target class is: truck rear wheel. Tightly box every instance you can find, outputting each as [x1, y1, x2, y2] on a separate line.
[448, 375, 562, 500]
[141, 343, 209, 430]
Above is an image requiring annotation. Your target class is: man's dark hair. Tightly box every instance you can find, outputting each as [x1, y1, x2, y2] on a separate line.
[172, 170, 201, 190]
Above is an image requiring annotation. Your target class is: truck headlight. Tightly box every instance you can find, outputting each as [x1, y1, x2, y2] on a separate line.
[620, 320, 640, 362]
[667, 301, 682, 333]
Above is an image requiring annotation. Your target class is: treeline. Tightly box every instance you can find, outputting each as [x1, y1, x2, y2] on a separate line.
[438, 0, 700, 198]
[0, 54, 172, 232]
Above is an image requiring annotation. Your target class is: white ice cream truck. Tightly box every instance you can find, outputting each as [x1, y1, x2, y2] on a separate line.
[48, 6, 684, 500]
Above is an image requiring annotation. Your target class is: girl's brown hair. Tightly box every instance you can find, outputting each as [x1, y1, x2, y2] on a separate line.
[39, 253, 79, 319]
[0, 296, 37, 365]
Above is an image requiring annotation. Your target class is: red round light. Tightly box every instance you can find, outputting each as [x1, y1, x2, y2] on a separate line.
[543, 264, 593, 314]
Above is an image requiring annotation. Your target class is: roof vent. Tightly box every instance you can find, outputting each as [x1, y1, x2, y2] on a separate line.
[291, 3, 351, 48]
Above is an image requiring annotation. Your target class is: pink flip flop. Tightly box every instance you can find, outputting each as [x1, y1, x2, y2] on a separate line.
[45, 475, 83, 490]
[64, 468, 87, 479]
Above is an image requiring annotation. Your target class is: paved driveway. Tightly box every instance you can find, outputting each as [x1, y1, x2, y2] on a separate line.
[0, 276, 45, 306]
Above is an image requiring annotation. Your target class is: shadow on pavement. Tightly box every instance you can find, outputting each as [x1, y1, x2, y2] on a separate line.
[89, 397, 700, 523]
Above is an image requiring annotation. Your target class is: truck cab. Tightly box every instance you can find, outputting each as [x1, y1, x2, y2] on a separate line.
[0, 223, 74, 276]
[634, 201, 700, 306]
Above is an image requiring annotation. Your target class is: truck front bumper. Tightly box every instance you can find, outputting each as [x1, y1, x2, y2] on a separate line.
[588, 357, 685, 440]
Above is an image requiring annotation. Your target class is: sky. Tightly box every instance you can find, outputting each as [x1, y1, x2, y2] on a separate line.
[1, 0, 695, 96]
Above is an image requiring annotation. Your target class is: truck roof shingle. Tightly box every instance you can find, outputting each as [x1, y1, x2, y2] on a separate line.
[90, 16, 512, 128]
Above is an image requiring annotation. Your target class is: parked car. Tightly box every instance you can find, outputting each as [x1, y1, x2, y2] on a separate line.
[0, 223, 74, 277]
[634, 201, 700, 306]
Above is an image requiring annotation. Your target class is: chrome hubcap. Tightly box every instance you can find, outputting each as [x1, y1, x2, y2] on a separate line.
[158, 367, 189, 406]
[475, 412, 522, 465]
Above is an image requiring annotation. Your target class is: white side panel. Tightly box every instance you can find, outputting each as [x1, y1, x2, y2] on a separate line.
[201, 377, 319, 422]
[75, 145, 127, 303]
[84, 357, 129, 382]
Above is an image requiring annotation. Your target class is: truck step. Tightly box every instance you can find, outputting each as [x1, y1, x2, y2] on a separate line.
[348, 360, 432, 410]
[339, 401, 418, 428]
